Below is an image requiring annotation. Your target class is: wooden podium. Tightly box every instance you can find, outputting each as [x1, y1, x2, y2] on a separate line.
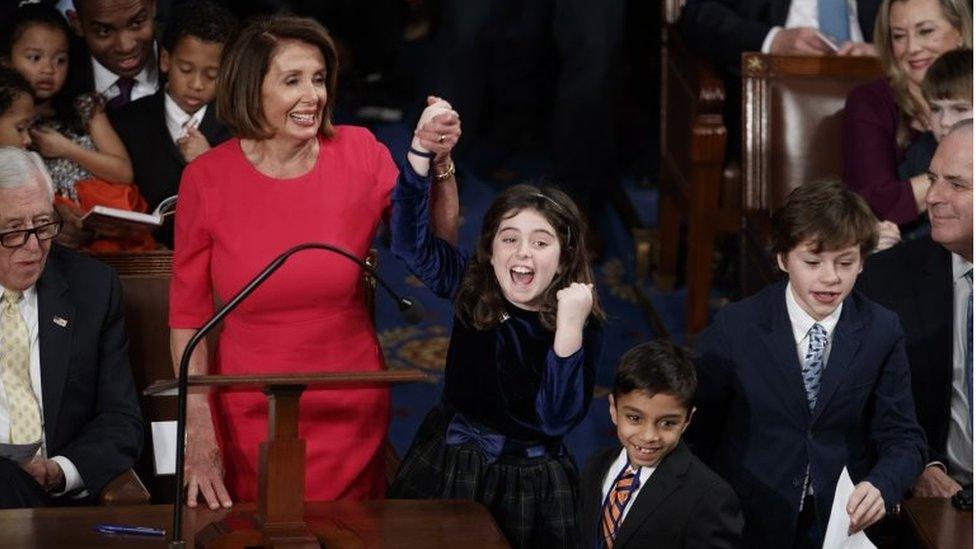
[145, 369, 427, 548]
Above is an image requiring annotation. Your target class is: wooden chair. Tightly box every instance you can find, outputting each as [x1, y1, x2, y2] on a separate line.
[89, 248, 400, 502]
[739, 54, 883, 293]
[657, 0, 740, 337]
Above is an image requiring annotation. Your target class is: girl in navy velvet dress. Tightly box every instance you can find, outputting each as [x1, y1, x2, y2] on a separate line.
[389, 178, 605, 548]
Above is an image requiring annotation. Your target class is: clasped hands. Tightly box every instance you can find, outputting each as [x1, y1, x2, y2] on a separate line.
[771, 27, 877, 57]
[22, 457, 65, 493]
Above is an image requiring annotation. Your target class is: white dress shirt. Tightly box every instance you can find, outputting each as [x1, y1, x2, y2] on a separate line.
[600, 448, 657, 526]
[92, 44, 159, 104]
[785, 282, 843, 502]
[0, 284, 83, 495]
[762, 0, 867, 53]
[164, 92, 207, 145]
[945, 254, 973, 485]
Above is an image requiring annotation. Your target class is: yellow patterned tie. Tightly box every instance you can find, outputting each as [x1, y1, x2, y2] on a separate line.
[1, 290, 41, 443]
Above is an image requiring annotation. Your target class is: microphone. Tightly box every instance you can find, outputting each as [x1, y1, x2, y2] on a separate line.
[168, 242, 422, 547]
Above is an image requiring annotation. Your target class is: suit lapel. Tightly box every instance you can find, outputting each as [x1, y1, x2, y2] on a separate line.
[36, 248, 74, 445]
[613, 443, 691, 548]
[758, 284, 811, 422]
[811, 298, 864, 423]
[152, 92, 186, 169]
[586, 448, 622, 549]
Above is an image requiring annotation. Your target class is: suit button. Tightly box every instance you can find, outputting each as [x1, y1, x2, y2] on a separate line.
[793, 478, 803, 487]
[807, 431, 813, 440]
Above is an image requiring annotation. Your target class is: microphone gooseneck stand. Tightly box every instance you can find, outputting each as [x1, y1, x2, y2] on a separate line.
[169, 242, 421, 547]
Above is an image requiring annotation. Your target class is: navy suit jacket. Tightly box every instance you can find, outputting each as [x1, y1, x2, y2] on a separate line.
[687, 281, 926, 547]
[577, 442, 744, 549]
[678, 0, 882, 74]
[37, 245, 143, 498]
[858, 237, 954, 467]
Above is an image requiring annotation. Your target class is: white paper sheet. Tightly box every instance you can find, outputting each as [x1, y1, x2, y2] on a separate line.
[151, 421, 177, 476]
[822, 467, 878, 549]
[0, 440, 41, 464]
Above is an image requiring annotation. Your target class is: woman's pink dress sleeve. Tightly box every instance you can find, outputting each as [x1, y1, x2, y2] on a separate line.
[842, 79, 920, 225]
[169, 163, 215, 328]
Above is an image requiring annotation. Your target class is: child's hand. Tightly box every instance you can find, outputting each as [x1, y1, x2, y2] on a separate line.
[53, 201, 93, 250]
[846, 481, 885, 534]
[556, 282, 594, 330]
[178, 125, 211, 163]
[29, 126, 73, 159]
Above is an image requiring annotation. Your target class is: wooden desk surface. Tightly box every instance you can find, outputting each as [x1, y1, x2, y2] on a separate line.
[0, 500, 510, 548]
[903, 497, 972, 549]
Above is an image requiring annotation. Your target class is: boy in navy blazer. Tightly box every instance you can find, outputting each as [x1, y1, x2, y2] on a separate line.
[688, 180, 926, 548]
[108, 1, 235, 248]
[578, 340, 743, 549]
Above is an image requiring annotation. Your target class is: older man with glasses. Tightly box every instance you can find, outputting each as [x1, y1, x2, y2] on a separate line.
[0, 146, 142, 508]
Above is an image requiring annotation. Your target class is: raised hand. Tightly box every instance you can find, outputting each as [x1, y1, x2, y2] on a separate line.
[553, 282, 594, 357]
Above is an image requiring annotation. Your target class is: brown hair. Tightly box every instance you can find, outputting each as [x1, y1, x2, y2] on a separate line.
[215, 15, 339, 140]
[454, 184, 605, 331]
[770, 179, 879, 261]
[875, 0, 971, 148]
[612, 339, 696, 411]
[921, 48, 973, 102]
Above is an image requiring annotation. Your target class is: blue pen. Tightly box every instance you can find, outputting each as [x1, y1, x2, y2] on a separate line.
[94, 524, 166, 537]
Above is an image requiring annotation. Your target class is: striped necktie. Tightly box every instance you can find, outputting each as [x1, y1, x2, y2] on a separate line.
[1, 290, 41, 443]
[601, 463, 641, 548]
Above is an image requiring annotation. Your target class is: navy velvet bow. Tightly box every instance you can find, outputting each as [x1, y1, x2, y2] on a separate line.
[445, 413, 506, 464]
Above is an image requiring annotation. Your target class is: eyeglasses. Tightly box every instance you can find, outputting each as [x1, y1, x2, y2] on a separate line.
[0, 221, 62, 248]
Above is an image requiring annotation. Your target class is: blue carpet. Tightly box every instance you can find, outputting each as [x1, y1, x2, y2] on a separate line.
[361, 121, 658, 465]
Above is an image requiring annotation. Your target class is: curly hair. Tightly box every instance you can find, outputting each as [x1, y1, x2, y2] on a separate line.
[454, 184, 605, 331]
[875, 0, 971, 148]
[161, 0, 237, 52]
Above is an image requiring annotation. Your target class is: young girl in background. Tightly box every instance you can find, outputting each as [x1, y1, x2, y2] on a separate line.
[389, 120, 605, 548]
[1, 3, 135, 248]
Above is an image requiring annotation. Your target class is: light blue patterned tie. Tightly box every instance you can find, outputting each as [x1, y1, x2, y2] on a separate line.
[802, 324, 828, 411]
[819, 0, 851, 44]
[965, 269, 972, 433]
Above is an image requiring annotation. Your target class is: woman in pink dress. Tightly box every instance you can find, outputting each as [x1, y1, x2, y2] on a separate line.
[168, 15, 461, 508]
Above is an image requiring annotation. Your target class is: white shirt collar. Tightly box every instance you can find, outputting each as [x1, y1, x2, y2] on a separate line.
[163, 91, 207, 144]
[91, 43, 158, 97]
[951, 253, 973, 282]
[785, 281, 843, 344]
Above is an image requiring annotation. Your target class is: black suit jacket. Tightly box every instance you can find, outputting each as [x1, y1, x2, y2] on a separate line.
[108, 90, 232, 247]
[37, 245, 143, 498]
[578, 442, 743, 549]
[858, 237, 953, 466]
[678, 0, 882, 74]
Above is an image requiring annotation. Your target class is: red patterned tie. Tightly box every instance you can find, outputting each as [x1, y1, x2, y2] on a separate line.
[600, 464, 640, 548]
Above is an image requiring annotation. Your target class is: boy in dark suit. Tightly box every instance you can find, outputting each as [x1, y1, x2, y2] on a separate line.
[578, 340, 743, 549]
[688, 179, 927, 548]
[108, 1, 235, 248]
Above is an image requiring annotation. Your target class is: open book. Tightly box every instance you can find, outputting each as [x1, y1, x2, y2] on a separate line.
[81, 195, 177, 237]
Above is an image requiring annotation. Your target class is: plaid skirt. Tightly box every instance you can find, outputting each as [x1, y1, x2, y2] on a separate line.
[389, 405, 579, 549]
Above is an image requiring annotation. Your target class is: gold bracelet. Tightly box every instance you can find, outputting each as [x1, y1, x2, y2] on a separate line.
[434, 161, 456, 181]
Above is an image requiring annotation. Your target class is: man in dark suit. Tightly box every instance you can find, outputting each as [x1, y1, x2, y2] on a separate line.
[0, 147, 142, 508]
[677, 0, 882, 155]
[679, 0, 883, 74]
[578, 341, 743, 549]
[689, 180, 926, 547]
[65, 0, 159, 109]
[859, 121, 973, 495]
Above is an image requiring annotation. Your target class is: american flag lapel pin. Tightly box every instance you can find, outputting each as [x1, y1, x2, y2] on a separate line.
[53, 316, 68, 328]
